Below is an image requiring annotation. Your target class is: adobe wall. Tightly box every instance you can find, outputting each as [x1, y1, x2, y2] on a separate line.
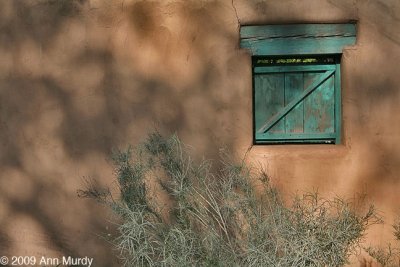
[0, 0, 399, 266]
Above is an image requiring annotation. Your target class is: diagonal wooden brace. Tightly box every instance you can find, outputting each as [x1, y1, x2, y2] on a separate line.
[257, 70, 335, 133]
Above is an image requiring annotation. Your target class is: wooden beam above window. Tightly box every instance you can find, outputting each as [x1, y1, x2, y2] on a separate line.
[240, 24, 356, 55]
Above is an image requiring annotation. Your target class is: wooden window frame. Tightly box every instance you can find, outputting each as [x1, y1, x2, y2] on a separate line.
[252, 57, 341, 144]
[240, 23, 356, 145]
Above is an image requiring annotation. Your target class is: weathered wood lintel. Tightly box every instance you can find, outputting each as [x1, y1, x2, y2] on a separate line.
[240, 24, 356, 55]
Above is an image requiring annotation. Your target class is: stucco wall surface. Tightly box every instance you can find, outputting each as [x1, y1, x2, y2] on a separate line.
[0, 0, 400, 266]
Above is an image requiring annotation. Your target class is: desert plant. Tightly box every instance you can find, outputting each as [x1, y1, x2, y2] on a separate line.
[394, 219, 400, 243]
[365, 218, 400, 267]
[79, 132, 379, 267]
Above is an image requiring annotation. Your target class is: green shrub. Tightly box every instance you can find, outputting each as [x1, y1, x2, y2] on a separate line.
[80, 132, 379, 267]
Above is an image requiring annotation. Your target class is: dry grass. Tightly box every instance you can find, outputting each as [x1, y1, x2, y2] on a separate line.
[80, 132, 380, 267]
[365, 218, 400, 267]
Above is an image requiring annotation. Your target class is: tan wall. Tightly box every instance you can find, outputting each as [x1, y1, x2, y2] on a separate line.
[1, 0, 400, 266]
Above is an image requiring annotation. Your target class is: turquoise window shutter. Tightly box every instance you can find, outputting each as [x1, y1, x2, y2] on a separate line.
[241, 24, 356, 144]
[254, 63, 339, 143]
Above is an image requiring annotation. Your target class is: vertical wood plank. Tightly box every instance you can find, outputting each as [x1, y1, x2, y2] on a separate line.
[335, 64, 341, 144]
[254, 74, 284, 133]
[284, 73, 304, 133]
[304, 72, 335, 133]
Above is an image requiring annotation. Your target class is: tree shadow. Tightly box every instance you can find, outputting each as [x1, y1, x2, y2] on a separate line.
[2, 1, 399, 266]
[0, 0, 246, 265]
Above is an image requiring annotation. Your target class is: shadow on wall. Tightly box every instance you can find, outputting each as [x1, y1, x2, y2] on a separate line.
[2, 0, 400, 265]
[0, 0, 246, 265]
[326, 0, 400, 216]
